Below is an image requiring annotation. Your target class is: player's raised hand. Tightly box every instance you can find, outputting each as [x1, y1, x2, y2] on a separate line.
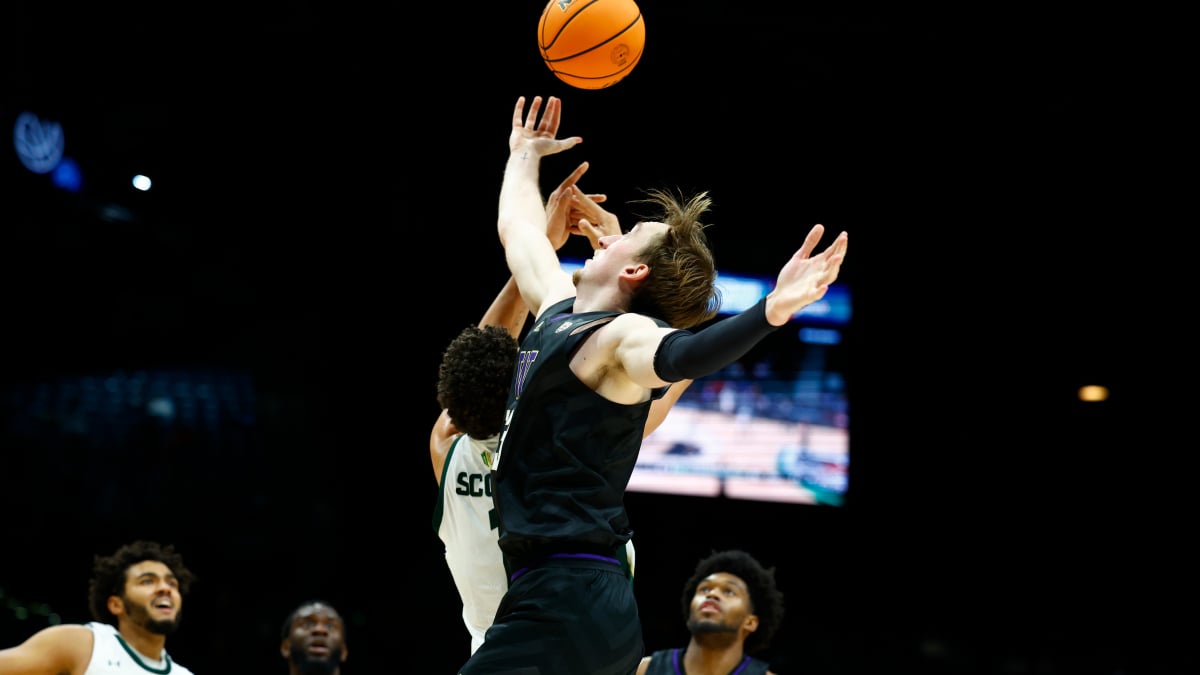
[567, 185, 622, 250]
[764, 225, 848, 326]
[510, 95, 581, 158]
[545, 161, 592, 250]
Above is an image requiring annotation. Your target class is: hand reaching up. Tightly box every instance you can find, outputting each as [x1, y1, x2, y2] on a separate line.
[764, 225, 849, 326]
[545, 162, 620, 251]
[510, 95, 581, 159]
[567, 184, 621, 249]
[545, 162, 592, 250]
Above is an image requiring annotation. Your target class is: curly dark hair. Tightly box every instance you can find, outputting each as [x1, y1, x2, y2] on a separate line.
[436, 324, 519, 439]
[680, 549, 784, 654]
[87, 540, 195, 624]
[627, 188, 721, 330]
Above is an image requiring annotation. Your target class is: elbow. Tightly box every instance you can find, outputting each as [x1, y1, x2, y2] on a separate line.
[497, 217, 513, 247]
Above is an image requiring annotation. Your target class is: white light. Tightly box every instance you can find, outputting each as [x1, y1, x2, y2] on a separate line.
[132, 174, 152, 191]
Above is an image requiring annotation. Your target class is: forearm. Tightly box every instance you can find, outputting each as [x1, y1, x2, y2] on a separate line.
[653, 297, 780, 382]
[498, 151, 574, 315]
[497, 151, 548, 248]
[479, 277, 530, 339]
[644, 378, 693, 438]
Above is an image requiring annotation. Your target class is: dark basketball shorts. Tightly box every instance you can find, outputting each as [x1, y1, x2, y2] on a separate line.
[458, 555, 643, 675]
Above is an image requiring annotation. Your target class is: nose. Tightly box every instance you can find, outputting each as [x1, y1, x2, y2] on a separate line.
[598, 234, 618, 249]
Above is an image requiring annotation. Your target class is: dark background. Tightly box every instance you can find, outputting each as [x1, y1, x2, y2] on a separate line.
[2, 2, 1188, 674]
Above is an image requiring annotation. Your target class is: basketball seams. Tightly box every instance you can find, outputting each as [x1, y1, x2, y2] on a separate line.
[542, 15, 642, 64]
[550, 51, 642, 88]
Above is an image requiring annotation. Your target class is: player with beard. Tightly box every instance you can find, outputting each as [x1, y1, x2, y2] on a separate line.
[0, 539, 196, 675]
[280, 601, 347, 675]
[636, 550, 785, 675]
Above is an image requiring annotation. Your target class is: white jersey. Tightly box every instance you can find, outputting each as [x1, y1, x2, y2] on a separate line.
[83, 622, 195, 675]
[433, 433, 635, 655]
[433, 433, 507, 655]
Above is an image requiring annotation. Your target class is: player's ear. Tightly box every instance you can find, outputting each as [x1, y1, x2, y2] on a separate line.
[280, 639, 290, 659]
[340, 642, 349, 663]
[106, 595, 124, 618]
[742, 613, 759, 633]
[622, 262, 650, 281]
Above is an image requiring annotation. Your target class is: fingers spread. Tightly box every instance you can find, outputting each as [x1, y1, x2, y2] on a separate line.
[513, 96, 526, 125]
[524, 96, 543, 129]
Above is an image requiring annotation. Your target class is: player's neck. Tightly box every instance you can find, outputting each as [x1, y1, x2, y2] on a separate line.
[571, 284, 627, 314]
[683, 637, 747, 675]
[116, 625, 167, 662]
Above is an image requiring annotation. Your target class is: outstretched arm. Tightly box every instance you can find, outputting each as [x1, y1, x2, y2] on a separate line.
[493, 158, 610, 335]
[609, 224, 849, 389]
[498, 95, 582, 318]
[0, 624, 93, 675]
[478, 276, 528, 338]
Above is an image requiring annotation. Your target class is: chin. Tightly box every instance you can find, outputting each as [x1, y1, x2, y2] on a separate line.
[145, 619, 179, 636]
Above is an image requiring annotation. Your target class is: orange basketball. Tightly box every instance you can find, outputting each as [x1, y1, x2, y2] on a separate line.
[538, 0, 645, 90]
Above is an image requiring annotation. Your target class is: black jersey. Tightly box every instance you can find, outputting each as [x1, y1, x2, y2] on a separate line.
[644, 648, 771, 675]
[491, 297, 667, 572]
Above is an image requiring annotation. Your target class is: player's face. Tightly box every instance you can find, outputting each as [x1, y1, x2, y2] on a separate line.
[686, 572, 754, 636]
[119, 560, 182, 635]
[574, 221, 668, 287]
[284, 603, 347, 674]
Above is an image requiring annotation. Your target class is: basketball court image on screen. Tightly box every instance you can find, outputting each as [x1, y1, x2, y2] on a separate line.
[632, 342, 849, 506]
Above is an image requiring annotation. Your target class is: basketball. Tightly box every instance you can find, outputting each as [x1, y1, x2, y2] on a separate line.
[538, 0, 645, 90]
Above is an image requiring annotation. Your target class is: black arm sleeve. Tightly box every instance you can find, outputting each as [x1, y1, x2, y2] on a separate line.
[653, 297, 781, 382]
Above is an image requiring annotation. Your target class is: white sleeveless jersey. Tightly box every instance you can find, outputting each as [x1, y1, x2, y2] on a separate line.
[433, 433, 507, 655]
[84, 622, 195, 675]
[433, 433, 636, 655]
